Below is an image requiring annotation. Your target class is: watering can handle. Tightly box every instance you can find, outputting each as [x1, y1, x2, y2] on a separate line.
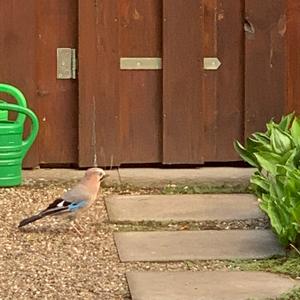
[0, 84, 28, 124]
[0, 103, 39, 156]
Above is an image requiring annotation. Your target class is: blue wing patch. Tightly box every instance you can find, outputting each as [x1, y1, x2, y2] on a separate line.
[67, 200, 87, 212]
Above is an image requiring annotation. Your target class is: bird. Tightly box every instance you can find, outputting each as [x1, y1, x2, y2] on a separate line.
[18, 168, 109, 234]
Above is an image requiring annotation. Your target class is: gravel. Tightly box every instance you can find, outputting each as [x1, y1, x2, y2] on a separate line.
[0, 181, 267, 299]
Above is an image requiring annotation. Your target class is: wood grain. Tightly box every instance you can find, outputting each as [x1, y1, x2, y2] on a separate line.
[163, 0, 204, 164]
[0, 0, 39, 168]
[119, 0, 162, 163]
[202, 0, 244, 161]
[36, 0, 78, 164]
[79, 0, 120, 167]
[245, 0, 286, 137]
[286, 0, 300, 114]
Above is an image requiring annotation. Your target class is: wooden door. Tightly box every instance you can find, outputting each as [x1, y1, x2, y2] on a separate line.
[36, 1, 78, 165]
[79, 0, 245, 167]
[0, 1, 78, 167]
[163, 0, 244, 163]
[0, 1, 289, 167]
[79, 0, 162, 167]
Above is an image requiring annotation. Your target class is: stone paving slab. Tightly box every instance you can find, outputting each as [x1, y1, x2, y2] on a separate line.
[23, 167, 254, 188]
[127, 271, 300, 300]
[106, 194, 264, 222]
[114, 230, 283, 262]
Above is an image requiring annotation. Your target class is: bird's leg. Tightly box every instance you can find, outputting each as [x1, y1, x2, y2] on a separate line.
[71, 222, 82, 237]
[74, 219, 84, 231]
[68, 216, 82, 236]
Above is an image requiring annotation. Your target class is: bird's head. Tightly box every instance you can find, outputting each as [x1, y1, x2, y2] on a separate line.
[85, 168, 109, 183]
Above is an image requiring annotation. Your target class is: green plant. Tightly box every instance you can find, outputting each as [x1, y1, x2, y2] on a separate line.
[235, 113, 300, 246]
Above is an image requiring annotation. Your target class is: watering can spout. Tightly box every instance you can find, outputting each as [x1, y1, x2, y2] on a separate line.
[0, 84, 39, 187]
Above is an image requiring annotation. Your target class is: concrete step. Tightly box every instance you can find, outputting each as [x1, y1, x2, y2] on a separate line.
[23, 167, 254, 188]
[106, 194, 264, 223]
[114, 230, 283, 262]
[127, 271, 300, 300]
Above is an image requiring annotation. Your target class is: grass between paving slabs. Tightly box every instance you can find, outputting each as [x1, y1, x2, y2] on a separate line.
[236, 257, 300, 300]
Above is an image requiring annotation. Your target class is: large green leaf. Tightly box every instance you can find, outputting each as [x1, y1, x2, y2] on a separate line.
[254, 152, 283, 174]
[247, 137, 273, 153]
[291, 117, 300, 146]
[278, 112, 294, 131]
[234, 141, 258, 167]
[292, 202, 300, 223]
[270, 126, 293, 154]
[252, 132, 271, 142]
[250, 173, 269, 192]
[292, 147, 300, 168]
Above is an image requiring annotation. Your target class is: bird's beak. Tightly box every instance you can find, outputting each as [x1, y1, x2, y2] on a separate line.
[103, 174, 110, 179]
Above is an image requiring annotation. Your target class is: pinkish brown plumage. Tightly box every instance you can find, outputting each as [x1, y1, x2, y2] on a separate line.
[18, 168, 108, 231]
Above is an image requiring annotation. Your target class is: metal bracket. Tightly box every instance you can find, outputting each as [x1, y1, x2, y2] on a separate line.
[203, 57, 221, 70]
[57, 48, 76, 79]
[120, 57, 162, 70]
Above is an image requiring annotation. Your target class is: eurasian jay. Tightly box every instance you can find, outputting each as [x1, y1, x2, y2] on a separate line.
[18, 168, 109, 234]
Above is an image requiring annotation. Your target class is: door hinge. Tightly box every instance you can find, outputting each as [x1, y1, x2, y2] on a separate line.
[57, 48, 77, 79]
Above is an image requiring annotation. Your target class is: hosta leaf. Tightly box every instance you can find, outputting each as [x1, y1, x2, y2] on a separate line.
[266, 120, 276, 136]
[270, 179, 284, 199]
[250, 173, 269, 192]
[270, 126, 293, 154]
[234, 141, 258, 168]
[259, 194, 271, 215]
[247, 137, 272, 153]
[254, 152, 283, 174]
[267, 203, 284, 236]
[292, 202, 300, 223]
[278, 112, 294, 131]
[292, 147, 300, 168]
[291, 116, 300, 146]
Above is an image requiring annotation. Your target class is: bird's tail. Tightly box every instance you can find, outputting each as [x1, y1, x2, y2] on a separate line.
[18, 213, 44, 228]
[18, 205, 68, 228]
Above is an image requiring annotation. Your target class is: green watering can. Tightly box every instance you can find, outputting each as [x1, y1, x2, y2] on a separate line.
[0, 83, 39, 187]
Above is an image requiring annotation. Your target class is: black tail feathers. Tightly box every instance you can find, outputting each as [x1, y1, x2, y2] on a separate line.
[18, 205, 68, 228]
[18, 214, 44, 228]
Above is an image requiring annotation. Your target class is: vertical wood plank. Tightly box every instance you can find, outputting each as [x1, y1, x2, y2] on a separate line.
[286, 0, 300, 114]
[245, 0, 287, 136]
[0, 0, 39, 168]
[202, 0, 218, 161]
[119, 0, 162, 163]
[163, 0, 204, 164]
[214, 0, 244, 160]
[36, 0, 78, 165]
[202, 0, 244, 161]
[79, 0, 120, 167]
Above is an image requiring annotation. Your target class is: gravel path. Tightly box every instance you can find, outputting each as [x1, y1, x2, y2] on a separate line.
[0, 182, 265, 299]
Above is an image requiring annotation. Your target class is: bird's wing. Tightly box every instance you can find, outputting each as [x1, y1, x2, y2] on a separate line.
[18, 197, 88, 228]
[62, 184, 91, 202]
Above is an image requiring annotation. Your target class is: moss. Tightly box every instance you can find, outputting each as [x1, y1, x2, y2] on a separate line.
[271, 288, 300, 300]
[229, 256, 300, 278]
[161, 183, 250, 194]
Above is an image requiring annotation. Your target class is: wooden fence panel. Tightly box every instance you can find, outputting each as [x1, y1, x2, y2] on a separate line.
[245, 0, 286, 137]
[78, 0, 120, 167]
[119, 0, 162, 163]
[0, 0, 38, 168]
[36, 0, 78, 165]
[162, 0, 204, 164]
[202, 0, 244, 161]
[286, 0, 300, 114]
